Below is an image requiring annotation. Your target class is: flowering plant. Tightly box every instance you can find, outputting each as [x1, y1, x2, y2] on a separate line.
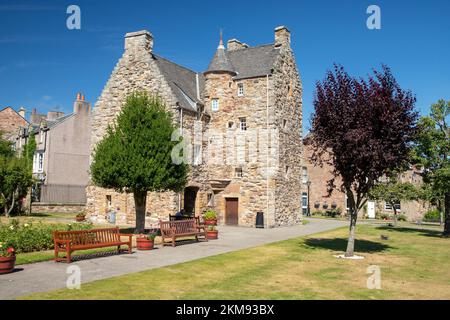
[0, 242, 15, 258]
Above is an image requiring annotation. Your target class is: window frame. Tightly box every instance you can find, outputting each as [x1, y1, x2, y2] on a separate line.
[237, 83, 244, 97]
[211, 99, 219, 112]
[239, 117, 247, 131]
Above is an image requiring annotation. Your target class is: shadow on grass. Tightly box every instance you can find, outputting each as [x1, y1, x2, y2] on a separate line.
[376, 226, 444, 239]
[303, 238, 392, 253]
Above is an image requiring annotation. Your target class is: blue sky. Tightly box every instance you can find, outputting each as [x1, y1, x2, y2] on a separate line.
[1, 0, 449, 133]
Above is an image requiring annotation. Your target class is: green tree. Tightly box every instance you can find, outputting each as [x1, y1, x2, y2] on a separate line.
[0, 131, 14, 158]
[413, 100, 450, 236]
[90, 92, 188, 233]
[0, 156, 33, 218]
[22, 133, 36, 170]
[369, 178, 418, 226]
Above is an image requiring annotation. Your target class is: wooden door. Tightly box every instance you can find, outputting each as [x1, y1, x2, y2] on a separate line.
[225, 198, 239, 226]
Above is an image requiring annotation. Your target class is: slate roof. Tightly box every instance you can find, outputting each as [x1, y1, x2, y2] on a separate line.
[206, 46, 236, 75]
[228, 44, 279, 80]
[154, 55, 204, 112]
[151, 42, 279, 111]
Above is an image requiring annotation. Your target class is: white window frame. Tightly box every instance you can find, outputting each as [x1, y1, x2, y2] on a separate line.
[33, 152, 44, 173]
[237, 83, 244, 97]
[302, 192, 308, 210]
[239, 117, 247, 131]
[211, 99, 219, 112]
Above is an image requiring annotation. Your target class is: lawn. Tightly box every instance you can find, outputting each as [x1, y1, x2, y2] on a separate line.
[21, 223, 450, 300]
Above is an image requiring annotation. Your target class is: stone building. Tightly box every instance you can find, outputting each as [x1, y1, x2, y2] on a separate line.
[86, 26, 303, 228]
[0, 106, 28, 142]
[302, 140, 429, 221]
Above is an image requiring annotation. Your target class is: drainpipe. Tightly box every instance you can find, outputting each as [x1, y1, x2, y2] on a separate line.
[266, 74, 270, 229]
[178, 107, 184, 211]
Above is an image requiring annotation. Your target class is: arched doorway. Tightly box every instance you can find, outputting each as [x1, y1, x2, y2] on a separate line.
[184, 187, 199, 216]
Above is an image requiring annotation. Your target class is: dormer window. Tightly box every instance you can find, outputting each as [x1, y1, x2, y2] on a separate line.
[211, 99, 219, 112]
[237, 83, 244, 97]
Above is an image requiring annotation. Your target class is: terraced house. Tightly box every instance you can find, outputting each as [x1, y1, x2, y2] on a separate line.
[87, 26, 303, 228]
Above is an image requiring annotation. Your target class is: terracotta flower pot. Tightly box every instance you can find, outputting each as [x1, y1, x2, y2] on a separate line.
[0, 255, 16, 275]
[136, 238, 154, 250]
[204, 219, 217, 226]
[207, 230, 219, 240]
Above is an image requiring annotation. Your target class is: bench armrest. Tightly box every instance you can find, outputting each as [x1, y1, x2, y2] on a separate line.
[55, 239, 72, 248]
[119, 233, 134, 241]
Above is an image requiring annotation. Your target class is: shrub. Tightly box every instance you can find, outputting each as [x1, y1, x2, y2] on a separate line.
[203, 210, 217, 220]
[376, 212, 391, 220]
[325, 207, 342, 218]
[311, 211, 324, 216]
[0, 219, 93, 254]
[423, 209, 441, 222]
[397, 214, 408, 222]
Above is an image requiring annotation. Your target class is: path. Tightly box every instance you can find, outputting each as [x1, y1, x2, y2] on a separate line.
[0, 218, 347, 299]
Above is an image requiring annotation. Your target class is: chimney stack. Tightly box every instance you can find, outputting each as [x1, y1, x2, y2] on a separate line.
[73, 93, 91, 114]
[274, 26, 291, 48]
[18, 106, 26, 119]
[227, 39, 249, 51]
[124, 30, 153, 54]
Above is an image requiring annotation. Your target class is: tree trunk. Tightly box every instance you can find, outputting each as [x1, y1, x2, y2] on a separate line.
[443, 192, 450, 237]
[393, 207, 398, 227]
[134, 191, 147, 234]
[345, 211, 358, 257]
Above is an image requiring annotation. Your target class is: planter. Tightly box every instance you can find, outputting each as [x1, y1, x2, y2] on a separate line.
[204, 219, 217, 226]
[0, 256, 16, 275]
[136, 238, 154, 250]
[75, 216, 86, 222]
[207, 230, 219, 240]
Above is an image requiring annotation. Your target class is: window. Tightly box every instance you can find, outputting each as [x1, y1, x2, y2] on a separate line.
[385, 203, 401, 211]
[239, 117, 247, 131]
[106, 195, 112, 209]
[39, 130, 44, 143]
[237, 83, 244, 96]
[33, 152, 44, 173]
[211, 99, 219, 112]
[193, 144, 202, 166]
[235, 167, 243, 178]
[283, 119, 288, 129]
[285, 165, 290, 177]
[302, 192, 308, 215]
[302, 166, 308, 183]
[228, 121, 234, 129]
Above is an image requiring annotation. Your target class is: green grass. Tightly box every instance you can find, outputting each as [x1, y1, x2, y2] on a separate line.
[21, 224, 450, 300]
[15, 247, 122, 265]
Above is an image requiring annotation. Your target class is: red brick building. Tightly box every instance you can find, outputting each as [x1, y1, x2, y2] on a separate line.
[302, 140, 430, 221]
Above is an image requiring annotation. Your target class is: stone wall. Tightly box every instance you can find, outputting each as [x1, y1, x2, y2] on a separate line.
[0, 107, 27, 141]
[31, 203, 85, 214]
[271, 30, 303, 226]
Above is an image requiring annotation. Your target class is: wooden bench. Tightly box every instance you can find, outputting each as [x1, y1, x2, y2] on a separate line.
[159, 219, 207, 247]
[53, 227, 133, 263]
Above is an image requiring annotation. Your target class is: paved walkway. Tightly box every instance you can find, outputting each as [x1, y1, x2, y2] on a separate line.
[0, 218, 347, 299]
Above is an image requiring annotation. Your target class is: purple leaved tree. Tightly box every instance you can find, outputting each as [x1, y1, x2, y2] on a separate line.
[310, 64, 417, 257]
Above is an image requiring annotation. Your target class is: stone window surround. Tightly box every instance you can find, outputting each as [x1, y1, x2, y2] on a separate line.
[239, 117, 247, 131]
[237, 83, 244, 97]
[211, 98, 219, 112]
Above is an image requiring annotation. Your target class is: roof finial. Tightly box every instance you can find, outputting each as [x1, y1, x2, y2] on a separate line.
[218, 28, 225, 49]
